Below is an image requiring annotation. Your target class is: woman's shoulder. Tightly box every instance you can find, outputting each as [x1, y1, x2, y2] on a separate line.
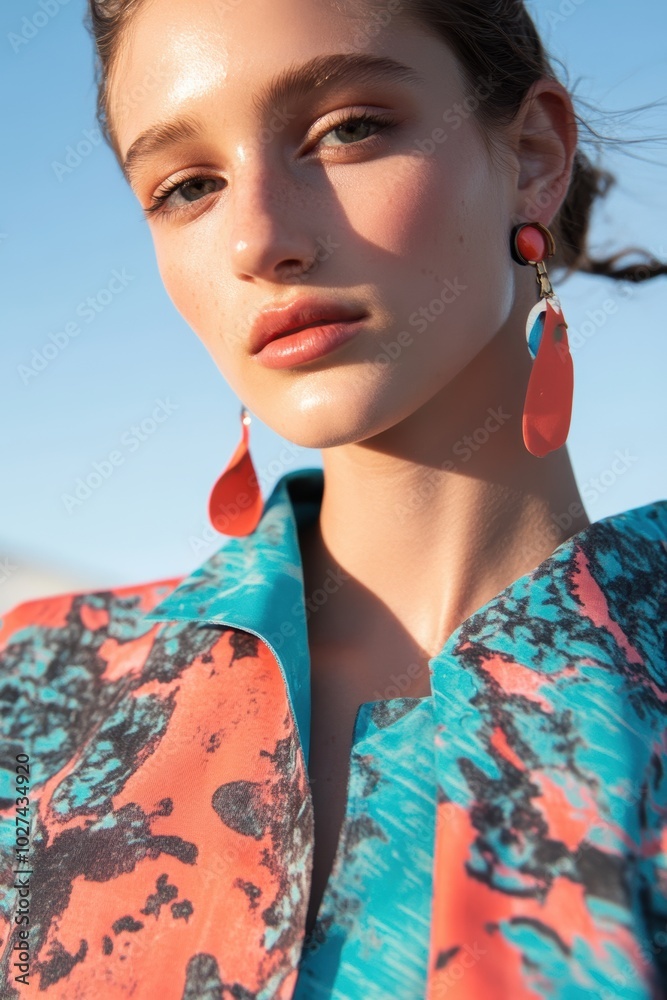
[570, 497, 667, 641]
[462, 496, 667, 687]
[0, 574, 184, 653]
[584, 499, 667, 552]
[0, 570, 263, 804]
[599, 496, 667, 541]
[575, 496, 667, 583]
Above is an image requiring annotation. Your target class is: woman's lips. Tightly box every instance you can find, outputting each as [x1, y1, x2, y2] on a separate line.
[251, 318, 366, 369]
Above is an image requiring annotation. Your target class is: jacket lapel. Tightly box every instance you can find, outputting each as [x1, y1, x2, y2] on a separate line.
[143, 466, 324, 768]
[138, 468, 325, 997]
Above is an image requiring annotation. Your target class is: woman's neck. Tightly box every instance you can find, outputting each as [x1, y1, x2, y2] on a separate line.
[297, 321, 590, 686]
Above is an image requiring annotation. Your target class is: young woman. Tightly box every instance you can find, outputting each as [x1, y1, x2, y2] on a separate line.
[1, 0, 666, 997]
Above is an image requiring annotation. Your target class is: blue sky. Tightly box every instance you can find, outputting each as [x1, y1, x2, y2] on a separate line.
[1, 0, 666, 593]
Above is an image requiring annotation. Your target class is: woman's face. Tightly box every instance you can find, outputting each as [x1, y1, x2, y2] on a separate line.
[111, 0, 522, 447]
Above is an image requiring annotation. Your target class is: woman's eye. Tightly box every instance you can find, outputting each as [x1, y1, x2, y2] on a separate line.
[176, 177, 222, 202]
[316, 113, 394, 149]
[145, 175, 224, 218]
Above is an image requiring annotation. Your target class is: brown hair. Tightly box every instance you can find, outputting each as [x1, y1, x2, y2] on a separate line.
[86, 0, 666, 282]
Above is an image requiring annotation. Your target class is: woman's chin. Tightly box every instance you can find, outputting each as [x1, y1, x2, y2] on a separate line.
[261, 403, 418, 452]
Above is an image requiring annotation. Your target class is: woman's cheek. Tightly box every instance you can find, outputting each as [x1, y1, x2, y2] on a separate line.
[152, 231, 220, 347]
[331, 151, 447, 260]
[154, 237, 255, 402]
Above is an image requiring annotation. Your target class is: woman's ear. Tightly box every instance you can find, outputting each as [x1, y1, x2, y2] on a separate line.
[509, 78, 579, 227]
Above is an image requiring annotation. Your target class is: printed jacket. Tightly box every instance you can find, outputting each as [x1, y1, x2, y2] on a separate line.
[1, 466, 667, 999]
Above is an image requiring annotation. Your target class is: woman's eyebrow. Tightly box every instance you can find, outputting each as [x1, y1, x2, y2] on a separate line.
[122, 52, 425, 185]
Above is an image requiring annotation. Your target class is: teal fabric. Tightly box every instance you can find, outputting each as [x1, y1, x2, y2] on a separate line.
[293, 697, 435, 998]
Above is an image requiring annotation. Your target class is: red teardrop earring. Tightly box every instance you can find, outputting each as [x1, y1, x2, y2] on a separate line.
[208, 405, 264, 535]
[511, 221, 574, 458]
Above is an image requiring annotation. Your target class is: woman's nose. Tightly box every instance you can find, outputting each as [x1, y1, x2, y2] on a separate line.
[227, 160, 322, 284]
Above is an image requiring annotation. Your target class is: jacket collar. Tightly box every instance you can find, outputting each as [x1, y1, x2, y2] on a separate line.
[142, 464, 663, 774]
[142, 467, 325, 765]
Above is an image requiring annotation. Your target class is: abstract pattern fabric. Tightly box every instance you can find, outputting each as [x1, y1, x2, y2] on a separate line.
[0, 466, 666, 1000]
